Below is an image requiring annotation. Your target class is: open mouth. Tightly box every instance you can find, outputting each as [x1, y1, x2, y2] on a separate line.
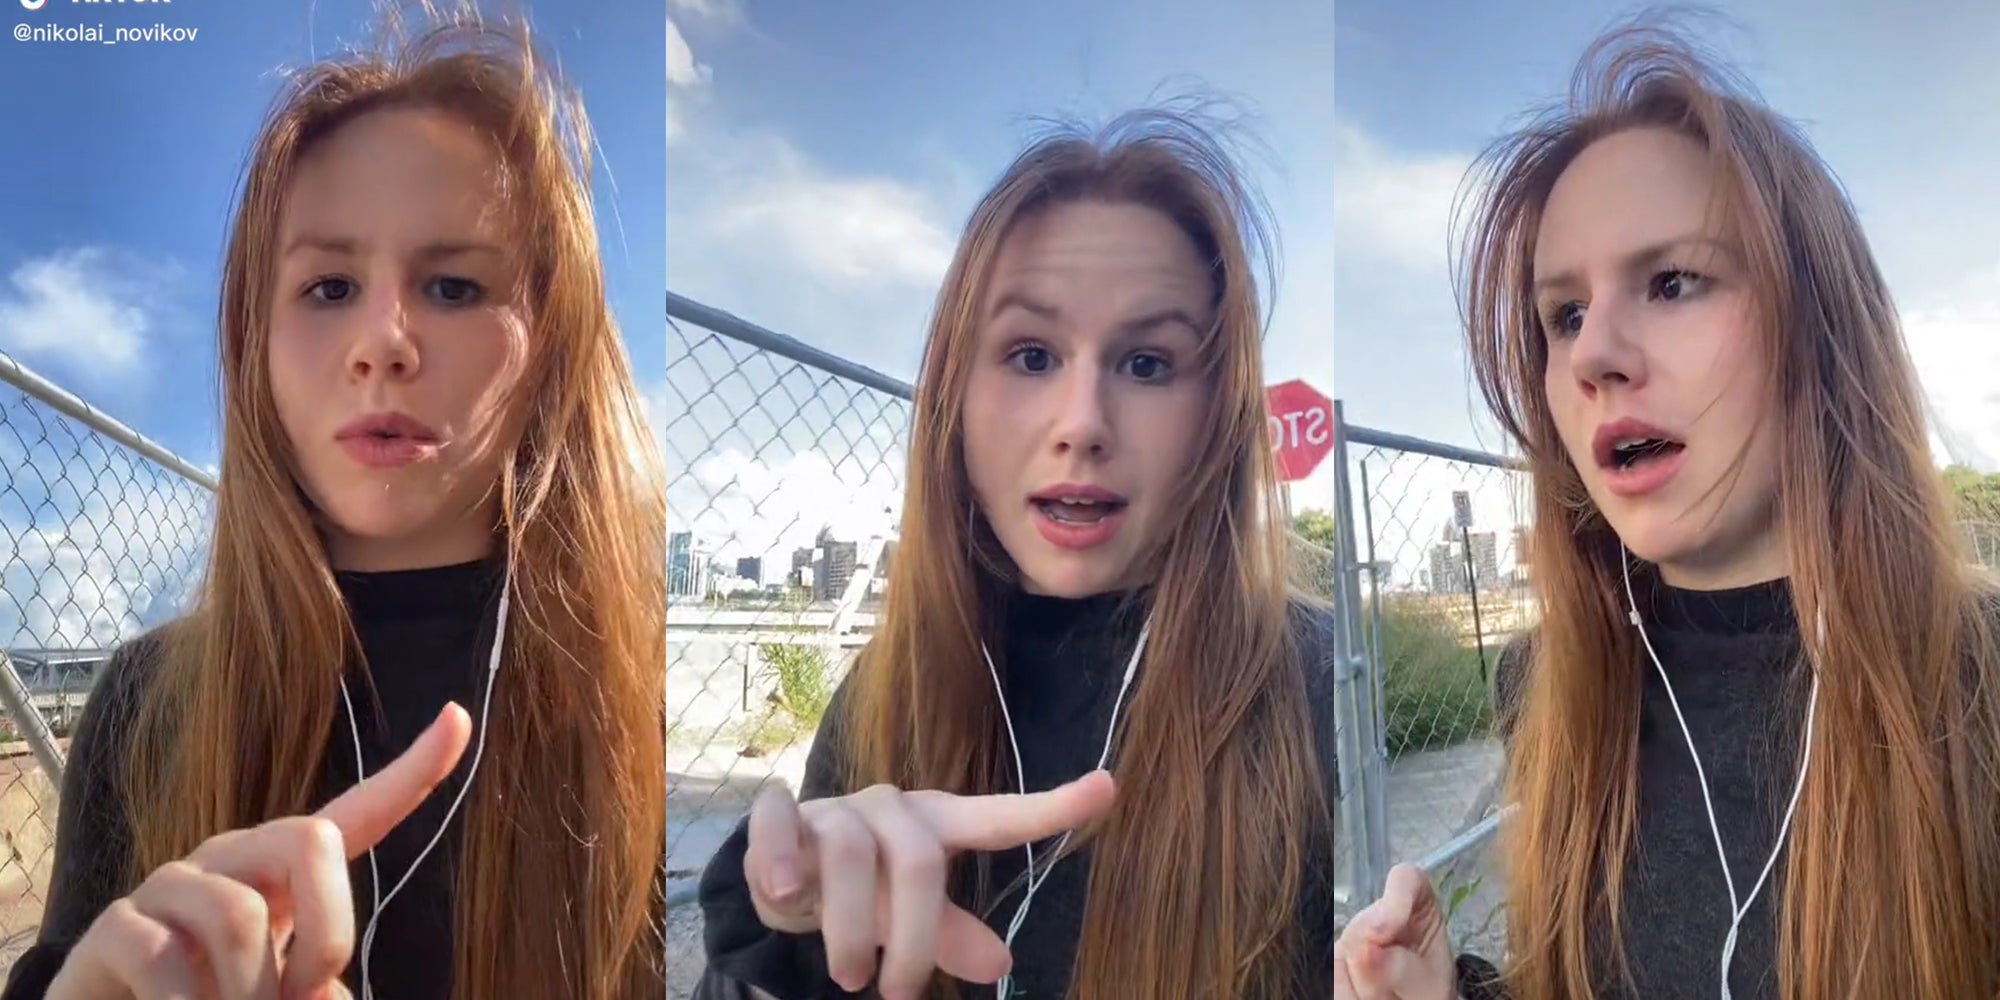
[1606, 436, 1685, 470]
[1031, 496, 1128, 525]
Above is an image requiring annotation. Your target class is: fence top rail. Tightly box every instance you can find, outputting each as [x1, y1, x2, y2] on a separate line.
[1341, 419, 1524, 471]
[667, 290, 916, 402]
[0, 348, 219, 493]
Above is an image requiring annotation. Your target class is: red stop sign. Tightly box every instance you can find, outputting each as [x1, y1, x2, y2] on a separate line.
[1265, 380, 1334, 482]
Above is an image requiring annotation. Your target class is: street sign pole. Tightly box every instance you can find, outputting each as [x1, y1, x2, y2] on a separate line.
[1452, 490, 1489, 684]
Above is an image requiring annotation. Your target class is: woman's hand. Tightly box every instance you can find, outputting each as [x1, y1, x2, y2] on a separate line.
[1334, 863, 1459, 1000]
[742, 770, 1116, 1000]
[47, 703, 474, 1000]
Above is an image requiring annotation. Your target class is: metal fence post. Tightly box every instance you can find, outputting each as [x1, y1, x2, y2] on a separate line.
[1330, 400, 1391, 903]
[0, 651, 67, 790]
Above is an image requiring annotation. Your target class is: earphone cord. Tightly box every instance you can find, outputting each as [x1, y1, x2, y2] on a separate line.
[340, 569, 511, 1000]
[1619, 547, 1817, 1000]
[980, 615, 1151, 997]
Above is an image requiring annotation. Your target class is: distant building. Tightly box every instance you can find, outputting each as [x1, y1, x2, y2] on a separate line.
[1429, 542, 1468, 595]
[1468, 531, 1500, 589]
[790, 547, 816, 593]
[668, 531, 716, 599]
[735, 556, 762, 585]
[814, 527, 858, 603]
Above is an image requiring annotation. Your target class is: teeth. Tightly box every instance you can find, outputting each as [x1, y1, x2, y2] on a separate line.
[1614, 437, 1654, 451]
[1059, 497, 1100, 506]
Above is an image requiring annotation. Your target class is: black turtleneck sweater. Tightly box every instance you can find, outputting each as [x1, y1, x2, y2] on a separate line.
[1458, 577, 1813, 1000]
[2, 559, 503, 1000]
[695, 591, 1345, 999]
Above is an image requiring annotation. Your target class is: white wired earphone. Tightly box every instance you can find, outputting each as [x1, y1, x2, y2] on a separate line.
[978, 614, 1152, 1000]
[336, 568, 511, 1000]
[1618, 546, 1817, 1000]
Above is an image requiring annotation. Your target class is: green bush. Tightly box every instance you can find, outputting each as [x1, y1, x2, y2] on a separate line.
[762, 641, 832, 724]
[1376, 599, 1493, 758]
[738, 642, 835, 757]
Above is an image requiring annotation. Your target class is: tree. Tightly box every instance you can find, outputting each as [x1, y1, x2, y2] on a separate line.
[1292, 508, 1341, 552]
[1943, 465, 2000, 568]
[1944, 464, 2000, 520]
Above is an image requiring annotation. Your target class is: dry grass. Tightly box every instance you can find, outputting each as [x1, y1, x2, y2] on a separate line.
[0, 753, 58, 967]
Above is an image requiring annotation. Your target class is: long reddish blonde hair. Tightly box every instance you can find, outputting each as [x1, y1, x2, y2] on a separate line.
[835, 108, 1332, 1000]
[1458, 19, 2000, 1000]
[122, 8, 666, 998]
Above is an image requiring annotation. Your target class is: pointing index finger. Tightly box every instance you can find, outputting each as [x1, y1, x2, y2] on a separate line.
[315, 703, 473, 859]
[909, 770, 1116, 853]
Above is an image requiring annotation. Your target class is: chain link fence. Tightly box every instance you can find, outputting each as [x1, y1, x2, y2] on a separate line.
[0, 351, 214, 967]
[662, 293, 913, 991]
[1330, 417, 1530, 962]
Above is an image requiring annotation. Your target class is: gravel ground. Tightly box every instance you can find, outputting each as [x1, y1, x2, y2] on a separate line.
[667, 895, 705, 999]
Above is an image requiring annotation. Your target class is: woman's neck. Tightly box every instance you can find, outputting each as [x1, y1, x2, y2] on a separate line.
[1655, 527, 1788, 591]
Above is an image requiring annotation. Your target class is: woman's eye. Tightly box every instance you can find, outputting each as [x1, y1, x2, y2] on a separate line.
[1122, 352, 1173, 382]
[1007, 345, 1056, 374]
[427, 276, 486, 306]
[1542, 301, 1584, 337]
[306, 277, 356, 305]
[1648, 269, 1705, 302]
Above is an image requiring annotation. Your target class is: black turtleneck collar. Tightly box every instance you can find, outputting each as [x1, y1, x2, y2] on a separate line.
[1002, 588, 1144, 640]
[1643, 575, 1795, 637]
[334, 557, 504, 623]
[997, 588, 1151, 705]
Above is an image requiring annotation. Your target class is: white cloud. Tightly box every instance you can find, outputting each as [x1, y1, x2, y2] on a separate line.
[702, 143, 956, 289]
[663, 1, 957, 309]
[1904, 264, 2000, 472]
[664, 16, 713, 144]
[666, 0, 745, 24]
[664, 17, 711, 87]
[0, 248, 160, 381]
[1331, 125, 1473, 275]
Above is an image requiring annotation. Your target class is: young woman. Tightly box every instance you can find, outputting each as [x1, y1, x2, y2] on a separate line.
[3, 13, 667, 1000]
[695, 112, 1345, 1000]
[1334, 21, 2000, 1000]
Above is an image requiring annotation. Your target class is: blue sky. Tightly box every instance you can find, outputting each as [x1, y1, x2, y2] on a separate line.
[663, 0, 1338, 565]
[1335, 0, 2000, 460]
[0, 0, 663, 646]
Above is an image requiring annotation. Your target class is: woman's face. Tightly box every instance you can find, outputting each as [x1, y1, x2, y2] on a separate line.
[267, 106, 532, 573]
[1534, 126, 1785, 590]
[960, 200, 1213, 598]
